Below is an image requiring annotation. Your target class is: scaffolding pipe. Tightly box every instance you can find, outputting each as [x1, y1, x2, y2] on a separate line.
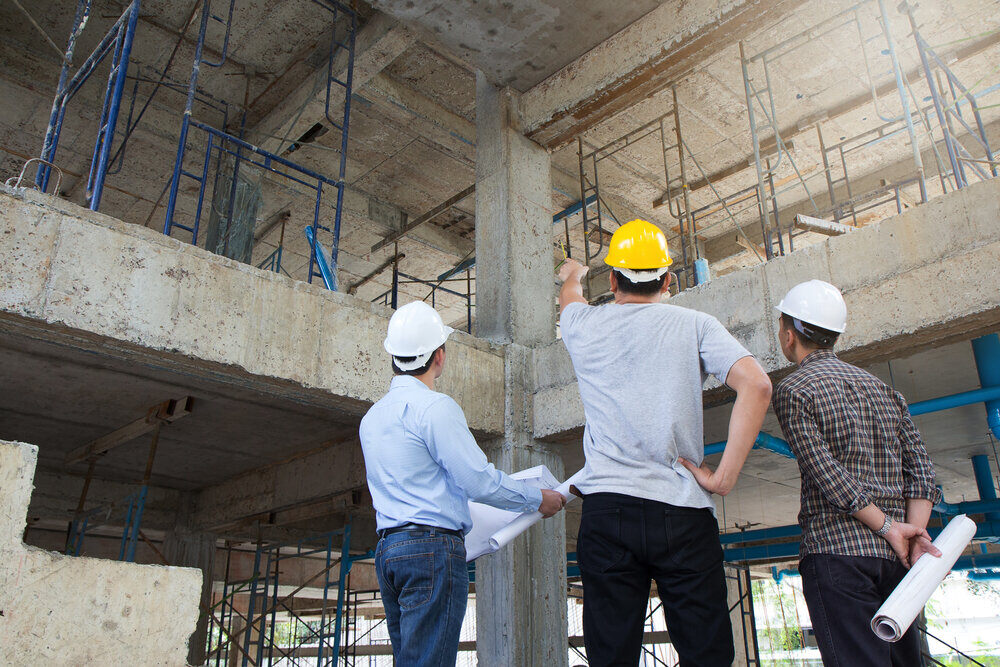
[878, 0, 928, 202]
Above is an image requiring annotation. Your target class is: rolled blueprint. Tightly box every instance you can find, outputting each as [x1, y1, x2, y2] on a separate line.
[871, 514, 977, 642]
[486, 469, 585, 554]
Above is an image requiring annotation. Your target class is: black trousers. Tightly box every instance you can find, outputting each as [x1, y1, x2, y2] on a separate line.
[577, 492, 734, 667]
[800, 553, 924, 667]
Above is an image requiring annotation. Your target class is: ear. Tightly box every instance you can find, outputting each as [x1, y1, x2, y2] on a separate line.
[608, 270, 618, 293]
[661, 272, 672, 295]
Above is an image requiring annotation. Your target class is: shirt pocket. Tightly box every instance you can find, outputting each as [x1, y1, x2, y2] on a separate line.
[385, 550, 436, 610]
[577, 508, 626, 573]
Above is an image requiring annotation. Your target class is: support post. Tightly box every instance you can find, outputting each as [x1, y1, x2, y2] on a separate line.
[971, 334, 1000, 440]
[164, 494, 218, 667]
[971, 455, 1000, 523]
[474, 72, 568, 667]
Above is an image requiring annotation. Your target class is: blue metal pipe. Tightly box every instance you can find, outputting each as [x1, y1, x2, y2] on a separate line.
[936, 498, 1000, 517]
[305, 226, 336, 290]
[705, 432, 796, 460]
[972, 454, 1000, 522]
[971, 335, 1000, 439]
[909, 385, 1000, 417]
[720, 524, 802, 545]
[329, 523, 352, 663]
[90, 0, 140, 211]
[966, 568, 1000, 581]
[771, 566, 798, 584]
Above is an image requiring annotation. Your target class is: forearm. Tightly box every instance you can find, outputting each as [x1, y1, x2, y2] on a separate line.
[905, 498, 933, 529]
[715, 374, 772, 494]
[852, 503, 887, 531]
[559, 277, 586, 313]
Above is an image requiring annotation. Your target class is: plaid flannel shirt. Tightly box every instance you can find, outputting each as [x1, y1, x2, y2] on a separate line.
[772, 349, 942, 560]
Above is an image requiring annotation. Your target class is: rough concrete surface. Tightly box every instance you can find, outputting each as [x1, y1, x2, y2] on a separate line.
[0, 186, 505, 434]
[535, 176, 1000, 439]
[0, 440, 201, 666]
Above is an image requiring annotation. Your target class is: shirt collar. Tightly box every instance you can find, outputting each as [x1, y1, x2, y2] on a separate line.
[390, 375, 429, 391]
[800, 348, 837, 367]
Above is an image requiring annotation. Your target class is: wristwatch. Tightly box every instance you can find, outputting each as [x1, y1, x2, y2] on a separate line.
[875, 515, 893, 536]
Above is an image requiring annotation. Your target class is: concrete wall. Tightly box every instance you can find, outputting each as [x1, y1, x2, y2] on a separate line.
[0, 440, 201, 665]
[0, 186, 505, 434]
[534, 176, 1000, 439]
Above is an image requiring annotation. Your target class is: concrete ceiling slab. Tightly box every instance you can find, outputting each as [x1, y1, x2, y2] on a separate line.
[370, 0, 662, 90]
[0, 328, 360, 492]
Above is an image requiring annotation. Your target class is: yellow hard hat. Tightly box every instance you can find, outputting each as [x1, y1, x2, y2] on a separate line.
[604, 219, 672, 270]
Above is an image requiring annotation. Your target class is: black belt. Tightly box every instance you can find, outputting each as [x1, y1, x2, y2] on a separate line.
[378, 523, 463, 540]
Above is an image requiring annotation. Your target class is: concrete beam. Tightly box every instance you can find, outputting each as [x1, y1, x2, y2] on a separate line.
[534, 177, 1000, 440]
[0, 187, 504, 434]
[250, 13, 415, 153]
[520, 0, 805, 150]
[191, 440, 367, 531]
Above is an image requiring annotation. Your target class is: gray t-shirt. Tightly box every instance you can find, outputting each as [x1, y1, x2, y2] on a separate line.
[560, 301, 751, 510]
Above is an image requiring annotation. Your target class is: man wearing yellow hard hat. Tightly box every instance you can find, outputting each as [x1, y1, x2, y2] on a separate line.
[556, 219, 773, 667]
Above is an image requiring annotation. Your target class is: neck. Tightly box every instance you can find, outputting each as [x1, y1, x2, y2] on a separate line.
[416, 372, 436, 390]
[613, 292, 663, 305]
[794, 345, 820, 365]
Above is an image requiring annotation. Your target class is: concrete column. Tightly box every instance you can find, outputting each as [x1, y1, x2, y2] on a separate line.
[163, 496, 217, 666]
[474, 71, 568, 667]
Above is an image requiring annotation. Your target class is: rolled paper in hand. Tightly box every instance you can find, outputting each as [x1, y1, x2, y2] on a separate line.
[487, 470, 585, 554]
[870, 514, 977, 642]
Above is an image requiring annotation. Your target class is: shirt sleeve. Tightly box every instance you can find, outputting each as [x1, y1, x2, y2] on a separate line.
[773, 384, 873, 514]
[420, 396, 543, 513]
[893, 390, 943, 504]
[698, 314, 753, 385]
[558, 301, 591, 352]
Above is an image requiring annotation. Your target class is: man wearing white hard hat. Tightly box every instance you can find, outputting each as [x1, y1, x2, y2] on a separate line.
[772, 279, 942, 667]
[360, 301, 566, 666]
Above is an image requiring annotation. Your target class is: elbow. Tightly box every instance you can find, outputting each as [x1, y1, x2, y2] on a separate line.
[753, 374, 773, 404]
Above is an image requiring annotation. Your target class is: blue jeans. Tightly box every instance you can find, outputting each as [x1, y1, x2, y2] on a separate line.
[374, 528, 469, 666]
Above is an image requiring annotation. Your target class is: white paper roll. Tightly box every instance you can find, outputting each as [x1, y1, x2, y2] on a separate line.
[486, 470, 585, 553]
[870, 514, 977, 642]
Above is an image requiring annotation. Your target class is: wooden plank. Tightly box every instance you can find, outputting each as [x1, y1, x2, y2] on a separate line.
[370, 185, 475, 253]
[65, 396, 194, 465]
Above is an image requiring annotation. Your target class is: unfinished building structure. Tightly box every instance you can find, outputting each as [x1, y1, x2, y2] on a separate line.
[0, 0, 998, 664]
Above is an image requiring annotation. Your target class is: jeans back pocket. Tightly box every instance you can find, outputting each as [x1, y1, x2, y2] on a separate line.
[578, 508, 626, 573]
[385, 550, 436, 610]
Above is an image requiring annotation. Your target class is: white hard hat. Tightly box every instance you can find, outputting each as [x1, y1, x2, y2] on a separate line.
[776, 279, 847, 333]
[383, 301, 454, 371]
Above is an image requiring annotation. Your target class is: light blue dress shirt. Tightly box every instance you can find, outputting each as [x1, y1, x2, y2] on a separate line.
[360, 375, 543, 534]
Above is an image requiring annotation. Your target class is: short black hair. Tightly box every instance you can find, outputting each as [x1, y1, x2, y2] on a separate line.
[613, 269, 667, 296]
[780, 313, 838, 349]
[391, 344, 444, 376]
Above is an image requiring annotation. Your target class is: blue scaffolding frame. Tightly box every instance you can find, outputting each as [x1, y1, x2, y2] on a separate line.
[236, 525, 359, 666]
[162, 0, 356, 292]
[36, 0, 141, 208]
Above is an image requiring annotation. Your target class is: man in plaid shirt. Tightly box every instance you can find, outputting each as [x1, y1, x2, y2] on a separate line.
[772, 280, 941, 667]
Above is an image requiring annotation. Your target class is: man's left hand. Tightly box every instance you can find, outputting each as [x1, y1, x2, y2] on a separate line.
[883, 521, 940, 568]
[678, 458, 734, 496]
[908, 533, 942, 567]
